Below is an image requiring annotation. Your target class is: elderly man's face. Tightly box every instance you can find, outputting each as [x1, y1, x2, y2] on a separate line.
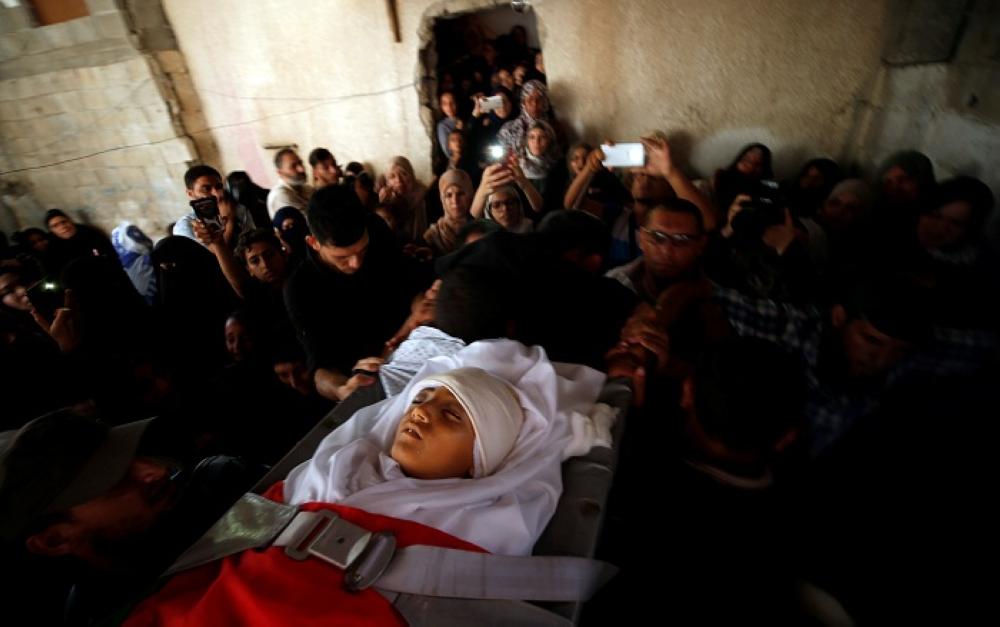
[390, 386, 475, 480]
[278, 152, 307, 186]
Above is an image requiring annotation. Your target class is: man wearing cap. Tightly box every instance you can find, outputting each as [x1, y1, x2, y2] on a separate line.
[0, 408, 257, 622]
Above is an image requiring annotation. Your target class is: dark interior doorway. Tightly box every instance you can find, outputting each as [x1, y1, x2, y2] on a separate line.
[422, 6, 544, 175]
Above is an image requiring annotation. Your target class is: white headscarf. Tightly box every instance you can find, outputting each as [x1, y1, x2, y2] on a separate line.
[283, 339, 606, 556]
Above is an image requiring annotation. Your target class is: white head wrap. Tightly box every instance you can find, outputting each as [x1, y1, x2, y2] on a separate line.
[413, 367, 524, 478]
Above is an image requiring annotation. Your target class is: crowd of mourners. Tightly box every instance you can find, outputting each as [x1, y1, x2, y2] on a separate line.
[0, 21, 997, 626]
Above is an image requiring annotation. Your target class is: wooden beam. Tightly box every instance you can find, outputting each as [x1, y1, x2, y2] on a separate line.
[386, 0, 401, 43]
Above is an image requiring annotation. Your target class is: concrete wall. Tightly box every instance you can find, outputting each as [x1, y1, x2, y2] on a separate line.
[160, 0, 892, 186]
[0, 0, 198, 237]
[849, 0, 1000, 238]
[3, 0, 996, 237]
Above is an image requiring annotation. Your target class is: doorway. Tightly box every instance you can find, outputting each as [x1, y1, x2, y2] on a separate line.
[419, 4, 544, 175]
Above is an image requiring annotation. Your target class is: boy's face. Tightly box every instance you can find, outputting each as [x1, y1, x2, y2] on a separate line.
[840, 318, 910, 379]
[243, 241, 288, 285]
[390, 386, 475, 480]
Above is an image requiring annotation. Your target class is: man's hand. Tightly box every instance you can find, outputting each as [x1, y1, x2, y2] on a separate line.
[605, 342, 648, 408]
[402, 243, 433, 262]
[334, 357, 384, 401]
[471, 93, 485, 118]
[31, 289, 80, 353]
[584, 146, 607, 175]
[192, 218, 224, 250]
[640, 134, 673, 178]
[721, 193, 752, 239]
[620, 320, 670, 375]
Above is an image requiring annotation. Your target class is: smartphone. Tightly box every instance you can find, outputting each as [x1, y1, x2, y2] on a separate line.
[601, 143, 645, 168]
[27, 279, 64, 321]
[486, 144, 505, 163]
[189, 196, 223, 231]
[480, 95, 503, 113]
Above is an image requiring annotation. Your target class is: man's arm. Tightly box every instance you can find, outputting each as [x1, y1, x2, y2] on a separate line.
[564, 148, 604, 214]
[641, 135, 717, 231]
[192, 219, 250, 299]
[314, 366, 376, 402]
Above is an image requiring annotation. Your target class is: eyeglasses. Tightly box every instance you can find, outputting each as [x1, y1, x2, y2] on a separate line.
[640, 227, 700, 247]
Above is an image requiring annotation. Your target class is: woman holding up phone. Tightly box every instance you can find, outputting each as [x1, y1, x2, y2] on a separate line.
[467, 86, 516, 170]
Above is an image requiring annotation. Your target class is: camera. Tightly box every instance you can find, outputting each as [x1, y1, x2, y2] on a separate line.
[731, 180, 787, 236]
[511, 0, 529, 13]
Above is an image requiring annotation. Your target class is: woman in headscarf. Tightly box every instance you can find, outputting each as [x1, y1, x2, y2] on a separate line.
[379, 156, 429, 244]
[712, 143, 774, 215]
[784, 157, 843, 218]
[424, 169, 474, 256]
[519, 119, 567, 211]
[272, 206, 310, 268]
[497, 79, 557, 157]
[467, 86, 517, 170]
[480, 184, 533, 234]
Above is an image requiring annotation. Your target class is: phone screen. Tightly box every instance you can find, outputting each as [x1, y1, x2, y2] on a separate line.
[487, 144, 505, 163]
[601, 143, 645, 168]
[481, 95, 503, 112]
[27, 279, 63, 320]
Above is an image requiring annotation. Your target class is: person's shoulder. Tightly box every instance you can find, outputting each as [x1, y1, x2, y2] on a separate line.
[172, 213, 197, 238]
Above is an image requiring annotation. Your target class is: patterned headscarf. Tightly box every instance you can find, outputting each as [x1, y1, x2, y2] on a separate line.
[519, 119, 560, 180]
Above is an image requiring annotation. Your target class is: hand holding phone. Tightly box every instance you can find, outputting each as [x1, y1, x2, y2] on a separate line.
[190, 196, 223, 231]
[480, 95, 503, 113]
[27, 279, 64, 322]
[601, 143, 646, 168]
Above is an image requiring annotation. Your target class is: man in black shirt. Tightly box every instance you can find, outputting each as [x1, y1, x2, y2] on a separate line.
[284, 185, 427, 401]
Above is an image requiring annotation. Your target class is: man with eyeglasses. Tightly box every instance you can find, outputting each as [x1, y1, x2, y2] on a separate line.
[606, 198, 708, 304]
[564, 135, 716, 269]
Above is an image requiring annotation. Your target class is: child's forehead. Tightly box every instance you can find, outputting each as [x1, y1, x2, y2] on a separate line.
[414, 385, 457, 402]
